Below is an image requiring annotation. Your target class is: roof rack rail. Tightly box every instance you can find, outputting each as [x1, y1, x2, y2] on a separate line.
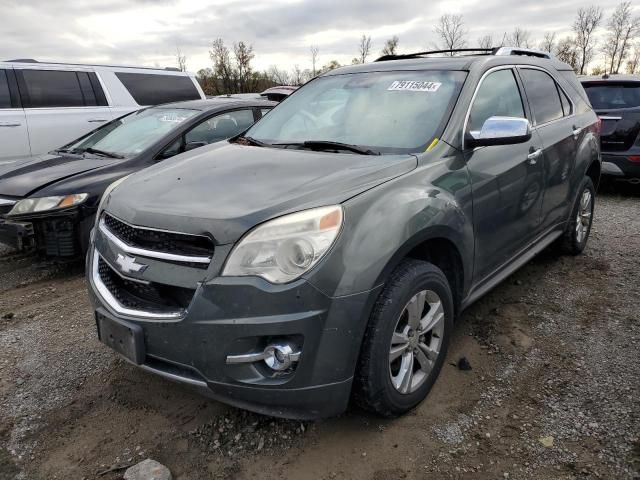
[375, 48, 493, 62]
[375, 46, 555, 62]
[492, 47, 552, 59]
[5, 58, 38, 63]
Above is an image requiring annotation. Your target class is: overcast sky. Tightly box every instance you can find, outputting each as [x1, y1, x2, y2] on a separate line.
[0, 0, 626, 73]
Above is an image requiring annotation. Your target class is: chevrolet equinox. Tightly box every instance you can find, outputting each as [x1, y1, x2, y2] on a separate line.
[86, 47, 601, 419]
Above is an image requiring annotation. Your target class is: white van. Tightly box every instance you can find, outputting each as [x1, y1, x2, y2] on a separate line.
[0, 59, 206, 159]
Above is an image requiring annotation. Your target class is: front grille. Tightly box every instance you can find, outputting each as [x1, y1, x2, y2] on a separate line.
[98, 256, 194, 314]
[103, 213, 214, 259]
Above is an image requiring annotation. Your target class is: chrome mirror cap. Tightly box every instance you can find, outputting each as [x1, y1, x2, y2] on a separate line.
[469, 116, 532, 147]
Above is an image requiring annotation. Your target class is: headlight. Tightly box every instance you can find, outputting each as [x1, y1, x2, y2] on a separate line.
[9, 193, 88, 215]
[222, 205, 343, 284]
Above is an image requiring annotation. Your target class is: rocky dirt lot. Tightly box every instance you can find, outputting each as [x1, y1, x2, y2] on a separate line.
[0, 188, 638, 480]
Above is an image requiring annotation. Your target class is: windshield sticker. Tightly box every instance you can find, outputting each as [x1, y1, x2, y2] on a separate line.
[387, 81, 442, 92]
[159, 113, 189, 123]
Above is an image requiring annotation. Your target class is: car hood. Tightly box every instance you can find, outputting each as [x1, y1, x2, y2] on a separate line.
[105, 142, 417, 244]
[0, 153, 119, 197]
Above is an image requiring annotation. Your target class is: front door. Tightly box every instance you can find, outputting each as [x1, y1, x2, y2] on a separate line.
[465, 67, 545, 283]
[0, 69, 30, 160]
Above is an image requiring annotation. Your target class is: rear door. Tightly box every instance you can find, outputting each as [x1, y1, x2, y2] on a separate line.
[582, 80, 640, 153]
[15, 67, 113, 155]
[518, 67, 578, 230]
[0, 68, 30, 159]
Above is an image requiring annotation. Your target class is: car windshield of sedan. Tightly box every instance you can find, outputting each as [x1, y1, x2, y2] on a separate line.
[244, 70, 467, 154]
[63, 107, 199, 157]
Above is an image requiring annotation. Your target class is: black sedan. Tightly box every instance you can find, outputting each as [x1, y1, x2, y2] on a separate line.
[0, 97, 275, 257]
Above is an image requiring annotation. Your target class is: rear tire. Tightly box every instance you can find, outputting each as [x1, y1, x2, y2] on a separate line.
[354, 259, 454, 417]
[557, 177, 595, 255]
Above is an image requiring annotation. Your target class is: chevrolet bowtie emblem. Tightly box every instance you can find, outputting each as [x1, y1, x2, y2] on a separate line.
[115, 253, 148, 274]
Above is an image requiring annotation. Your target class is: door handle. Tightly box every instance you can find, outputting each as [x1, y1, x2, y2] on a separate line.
[598, 116, 621, 121]
[0, 122, 21, 127]
[527, 148, 542, 165]
[572, 126, 582, 138]
[87, 119, 108, 123]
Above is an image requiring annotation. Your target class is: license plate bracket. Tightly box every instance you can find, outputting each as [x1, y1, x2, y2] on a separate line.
[96, 312, 145, 365]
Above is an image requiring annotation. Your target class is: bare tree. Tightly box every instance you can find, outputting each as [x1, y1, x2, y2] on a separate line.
[434, 14, 467, 54]
[320, 60, 341, 74]
[233, 41, 255, 93]
[267, 65, 290, 85]
[539, 32, 557, 53]
[626, 42, 640, 73]
[603, 2, 640, 74]
[175, 47, 187, 72]
[310, 45, 319, 76]
[507, 27, 532, 48]
[478, 34, 494, 50]
[209, 38, 234, 94]
[381, 35, 399, 56]
[357, 34, 372, 63]
[555, 36, 580, 71]
[573, 5, 604, 75]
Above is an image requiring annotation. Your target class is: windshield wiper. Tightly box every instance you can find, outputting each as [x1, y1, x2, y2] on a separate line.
[274, 141, 379, 155]
[78, 147, 124, 159]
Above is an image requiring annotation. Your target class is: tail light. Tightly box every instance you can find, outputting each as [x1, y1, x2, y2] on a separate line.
[594, 117, 602, 135]
[628, 155, 640, 163]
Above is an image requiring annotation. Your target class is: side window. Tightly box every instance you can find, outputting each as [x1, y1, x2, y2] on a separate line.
[0, 70, 11, 108]
[558, 86, 572, 117]
[260, 108, 271, 117]
[19, 70, 85, 108]
[158, 138, 182, 160]
[115, 72, 200, 105]
[519, 69, 564, 125]
[468, 69, 525, 132]
[185, 110, 255, 145]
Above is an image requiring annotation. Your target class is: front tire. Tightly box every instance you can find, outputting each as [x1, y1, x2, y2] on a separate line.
[354, 259, 454, 417]
[557, 177, 595, 255]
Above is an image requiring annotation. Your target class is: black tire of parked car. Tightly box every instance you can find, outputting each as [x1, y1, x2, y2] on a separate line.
[354, 259, 454, 417]
[557, 176, 595, 256]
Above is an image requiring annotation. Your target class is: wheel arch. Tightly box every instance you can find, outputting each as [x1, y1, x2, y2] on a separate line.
[374, 226, 469, 317]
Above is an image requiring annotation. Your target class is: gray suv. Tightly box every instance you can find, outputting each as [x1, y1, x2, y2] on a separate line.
[86, 47, 601, 419]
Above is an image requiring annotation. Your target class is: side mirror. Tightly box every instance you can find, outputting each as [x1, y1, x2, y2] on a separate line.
[185, 141, 207, 152]
[467, 116, 532, 148]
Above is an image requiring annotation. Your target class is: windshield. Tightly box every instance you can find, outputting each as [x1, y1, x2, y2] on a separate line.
[583, 82, 640, 110]
[245, 70, 466, 154]
[65, 107, 199, 157]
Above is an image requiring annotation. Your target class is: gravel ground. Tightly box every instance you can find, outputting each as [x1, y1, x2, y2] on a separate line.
[0, 188, 638, 480]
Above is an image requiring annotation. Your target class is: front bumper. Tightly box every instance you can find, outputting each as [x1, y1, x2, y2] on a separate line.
[87, 248, 379, 419]
[601, 153, 640, 180]
[0, 218, 34, 250]
[3, 207, 96, 257]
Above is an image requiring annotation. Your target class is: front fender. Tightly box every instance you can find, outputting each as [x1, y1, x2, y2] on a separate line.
[305, 148, 474, 299]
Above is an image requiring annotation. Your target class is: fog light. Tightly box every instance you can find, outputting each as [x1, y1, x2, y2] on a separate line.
[263, 343, 300, 371]
[226, 341, 301, 370]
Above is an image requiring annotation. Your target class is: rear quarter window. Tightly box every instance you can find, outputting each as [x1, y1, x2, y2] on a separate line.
[115, 72, 200, 105]
[583, 82, 640, 110]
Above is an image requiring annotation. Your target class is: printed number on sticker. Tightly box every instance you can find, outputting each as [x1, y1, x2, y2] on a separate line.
[388, 81, 441, 92]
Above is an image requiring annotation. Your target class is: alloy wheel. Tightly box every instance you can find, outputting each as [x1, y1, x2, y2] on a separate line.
[575, 189, 592, 244]
[389, 290, 445, 394]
